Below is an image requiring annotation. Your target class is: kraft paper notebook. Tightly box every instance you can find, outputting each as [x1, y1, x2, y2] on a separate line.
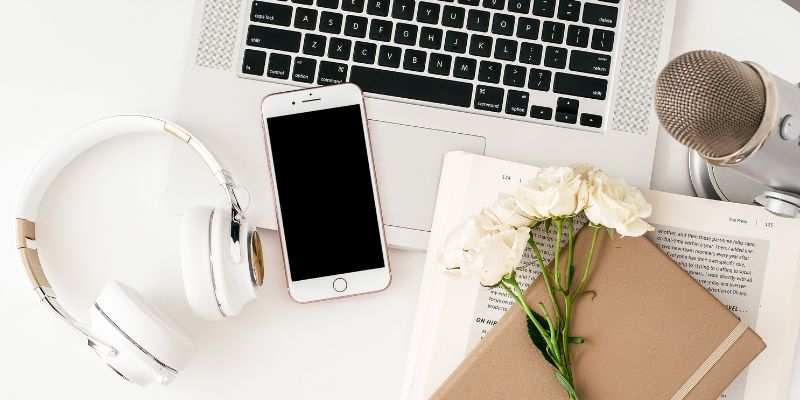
[402, 153, 800, 400]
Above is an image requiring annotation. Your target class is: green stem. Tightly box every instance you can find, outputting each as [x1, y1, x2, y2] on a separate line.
[553, 218, 563, 292]
[571, 226, 602, 302]
[500, 281, 550, 346]
[528, 236, 548, 272]
[566, 217, 574, 289]
[562, 296, 573, 381]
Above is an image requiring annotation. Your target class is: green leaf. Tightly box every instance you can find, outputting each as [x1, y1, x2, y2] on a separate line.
[555, 370, 579, 399]
[526, 315, 556, 368]
[568, 336, 584, 344]
[543, 219, 552, 235]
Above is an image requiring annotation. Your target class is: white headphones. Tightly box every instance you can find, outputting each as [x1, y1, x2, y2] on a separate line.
[15, 115, 265, 386]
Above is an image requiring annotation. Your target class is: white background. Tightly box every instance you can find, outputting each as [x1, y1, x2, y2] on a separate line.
[2, 0, 800, 399]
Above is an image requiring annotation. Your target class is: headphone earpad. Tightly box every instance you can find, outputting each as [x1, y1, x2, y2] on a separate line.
[180, 206, 224, 320]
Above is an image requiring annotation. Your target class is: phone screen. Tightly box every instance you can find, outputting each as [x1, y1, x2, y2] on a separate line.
[266, 104, 385, 281]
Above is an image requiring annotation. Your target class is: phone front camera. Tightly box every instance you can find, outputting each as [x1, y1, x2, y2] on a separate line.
[292, 101, 295, 105]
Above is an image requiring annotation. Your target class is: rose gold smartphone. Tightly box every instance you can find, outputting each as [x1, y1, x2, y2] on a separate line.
[261, 84, 391, 303]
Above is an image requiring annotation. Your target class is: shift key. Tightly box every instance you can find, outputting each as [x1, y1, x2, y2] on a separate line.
[553, 72, 607, 100]
[246, 25, 301, 53]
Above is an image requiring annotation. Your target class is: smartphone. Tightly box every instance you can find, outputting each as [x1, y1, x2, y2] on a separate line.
[261, 84, 391, 303]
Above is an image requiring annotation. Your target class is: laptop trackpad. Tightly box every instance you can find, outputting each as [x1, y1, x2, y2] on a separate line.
[369, 120, 486, 233]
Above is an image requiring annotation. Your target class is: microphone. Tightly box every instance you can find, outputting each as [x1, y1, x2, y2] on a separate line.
[654, 50, 800, 217]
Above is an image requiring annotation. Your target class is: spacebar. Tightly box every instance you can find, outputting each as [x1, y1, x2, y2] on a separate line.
[350, 66, 473, 108]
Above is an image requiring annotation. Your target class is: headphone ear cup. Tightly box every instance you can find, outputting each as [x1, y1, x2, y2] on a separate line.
[180, 206, 225, 320]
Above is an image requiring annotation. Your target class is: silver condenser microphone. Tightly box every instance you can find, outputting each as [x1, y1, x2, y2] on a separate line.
[654, 50, 800, 217]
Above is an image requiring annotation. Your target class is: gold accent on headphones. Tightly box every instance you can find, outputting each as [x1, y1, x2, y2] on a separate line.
[16, 219, 51, 288]
[164, 122, 191, 142]
[250, 230, 264, 286]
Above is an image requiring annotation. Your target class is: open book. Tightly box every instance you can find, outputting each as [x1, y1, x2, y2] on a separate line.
[401, 152, 800, 400]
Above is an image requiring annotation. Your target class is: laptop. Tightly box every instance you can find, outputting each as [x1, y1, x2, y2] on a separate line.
[170, 0, 677, 250]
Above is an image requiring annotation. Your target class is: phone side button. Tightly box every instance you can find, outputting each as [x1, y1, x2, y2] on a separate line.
[333, 278, 348, 292]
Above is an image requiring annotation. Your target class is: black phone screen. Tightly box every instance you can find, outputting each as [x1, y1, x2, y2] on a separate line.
[266, 104, 385, 281]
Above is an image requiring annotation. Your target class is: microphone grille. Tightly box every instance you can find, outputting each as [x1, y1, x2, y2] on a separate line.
[654, 50, 766, 159]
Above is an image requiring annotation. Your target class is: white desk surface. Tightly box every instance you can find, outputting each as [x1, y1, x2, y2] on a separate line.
[2, 1, 800, 398]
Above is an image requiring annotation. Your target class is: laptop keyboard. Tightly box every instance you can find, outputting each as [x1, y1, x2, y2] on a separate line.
[238, 0, 621, 131]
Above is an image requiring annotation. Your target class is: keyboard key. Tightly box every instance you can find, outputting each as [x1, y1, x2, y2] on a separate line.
[403, 49, 427, 71]
[466, 9, 490, 32]
[251, 1, 292, 26]
[474, 85, 504, 112]
[350, 65, 473, 107]
[478, 60, 501, 83]
[353, 41, 377, 63]
[294, 8, 318, 30]
[583, 3, 618, 27]
[247, 25, 301, 52]
[532, 0, 556, 17]
[493, 38, 517, 61]
[553, 72, 608, 99]
[556, 112, 577, 124]
[544, 46, 567, 68]
[557, 97, 579, 113]
[328, 37, 352, 60]
[483, 0, 505, 10]
[528, 68, 551, 91]
[444, 31, 468, 53]
[292, 57, 317, 82]
[394, 23, 419, 45]
[507, 0, 531, 14]
[491, 14, 515, 36]
[519, 43, 542, 64]
[318, 0, 339, 8]
[469, 34, 493, 57]
[505, 90, 529, 116]
[267, 53, 291, 79]
[459, 0, 480, 5]
[569, 50, 611, 76]
[367, 0, 390, 16]
[378, 45, 403, 67]
[392, 0, 416, 20]
[531, 105, 553, 119]
[342, 0, 366, 12]
[557, 0, 580, 22]
[516, 17, 539, 39]
[369, 19, 393, 41]
[580, 113, 603, 128]
[566, 25, 589, 47]
[242, 49, 267, 75]
[318, 61, 348, 85]
[320, 11, 343, 34]
[344, 15, 368, 37]
[302, 33, 327, 55]
[453, 57, 477, 79]
[591, 29, 615, 52]
[420, 27, 444, 49]
[503, 64, 526, 87]
[442, 6, 466, 28]
[417, 2, 441, 24]
[293, 0, 314, 5]
[542, 21, 565, 43]
[428, 53, 452, 75]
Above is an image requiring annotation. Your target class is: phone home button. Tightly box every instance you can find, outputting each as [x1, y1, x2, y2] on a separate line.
[332, 278, 347, 292]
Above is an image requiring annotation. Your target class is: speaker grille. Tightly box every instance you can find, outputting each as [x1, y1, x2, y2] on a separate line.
[610, 0, 667, 134]
[195, 0, 244, 70]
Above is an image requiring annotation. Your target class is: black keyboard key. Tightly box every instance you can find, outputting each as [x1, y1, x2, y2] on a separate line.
[580, 113, 603, 128]
[294, 8, 318, 30]
[378, 45, 403, 67]
[442, 6, 466, 28]
[478, 60, 501, 83]
[293, 0, 314, 5]
[556, 111, 577, 124]
[247, 25, 302, 52]
[428, 53, 452, 75]
[483, 0, 505, 10]
[369, 19, 393, 41]
[519, 43, 542, 65]
[569, 50, 611, 76]
[267, 53, 291, 79]
[320, 11, 343, 34]
[466, 9, 490, 32]
[491, 14, 515, 36]
[544, 46, 567, 68]
[493, 38, 517, 61]
[342, 0, 366, 12]
[528, 68, 551, 91]
[417, 2, 441, 24]
[403, 49, 427, 71]
[583, 3, 618, 27]
[350, 65, 473, 107]
[318, 61, 348, 85]
[453, 57, 477, 79]
[303, 33, 327, 55]
[459, 0, 480, 5]
[531, 105, 552, 119]
[251, 1, 292, 26]
[474, 85, 504, 112]
[395, 23, 418, 45]
[553, 72, 608, 99]
[557, 0, 580, 22]
[600, 0, 619, 2]
[392, 0, 416, 20]
[505, 90, 529, 116]
[444, 31, 468, 53]
[242, 49, 267, 75]
[353, 41, 378, 63]
[566, 25, 589, 47]
[318, 0, 339, 8]
[503, 64, 526, 87]
[366, 0, 390, 16]
[292, 57, 317, 82]
[532, 0, 556, 17]
[469, 34, 493, 57]
[344, 15, 368, 37]
[516, 17, 539, 39]
[542, 21, 565, 43]
[328, 37, 352, 60]
[591, 29, 615, 52]
[557, 97, 579, 113]
[420, 27, 444, 49]
[507, 0, 531, 13]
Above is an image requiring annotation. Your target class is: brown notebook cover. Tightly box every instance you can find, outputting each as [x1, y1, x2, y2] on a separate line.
[431, 231, 766, 399]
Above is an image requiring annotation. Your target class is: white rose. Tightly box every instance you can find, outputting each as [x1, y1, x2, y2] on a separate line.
[438, 216, 489, 270]
[460, 227, 531, 287]
[479, 194, 535, 231]
[515, 166, 589, 218]
[584, 171, 654, 237]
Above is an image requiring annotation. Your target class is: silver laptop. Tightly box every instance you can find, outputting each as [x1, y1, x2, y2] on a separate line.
[170, 0, 677, 250]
